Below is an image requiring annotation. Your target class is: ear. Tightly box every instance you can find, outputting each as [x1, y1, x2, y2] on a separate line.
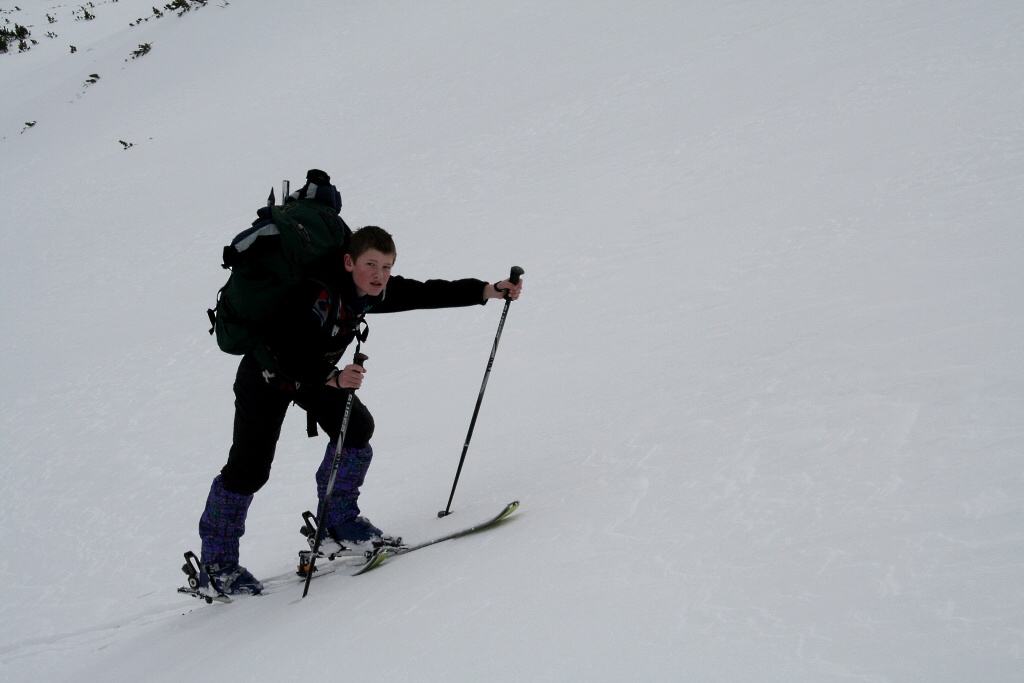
[344, 253, 355, 272]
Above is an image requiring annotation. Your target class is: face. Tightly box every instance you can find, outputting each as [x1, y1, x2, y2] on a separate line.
[344, 248, 395, 298]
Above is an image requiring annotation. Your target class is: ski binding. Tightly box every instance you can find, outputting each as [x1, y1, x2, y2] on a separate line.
[297, 510, 404, 577]
[177, 551, 233, 604]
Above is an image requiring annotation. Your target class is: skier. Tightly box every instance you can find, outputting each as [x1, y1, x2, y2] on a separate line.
[196, 180, 523, 596]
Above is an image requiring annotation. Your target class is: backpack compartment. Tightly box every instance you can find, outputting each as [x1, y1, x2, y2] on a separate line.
[209, 199, 351, 357]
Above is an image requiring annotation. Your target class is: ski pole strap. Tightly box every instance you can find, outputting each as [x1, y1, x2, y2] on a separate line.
[353, 318, 368, 357]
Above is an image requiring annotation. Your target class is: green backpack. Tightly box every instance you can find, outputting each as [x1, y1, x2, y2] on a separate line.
[207, 179, 351, 362]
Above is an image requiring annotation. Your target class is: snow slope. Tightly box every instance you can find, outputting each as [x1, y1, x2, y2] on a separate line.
[1, 1, 1022, 680]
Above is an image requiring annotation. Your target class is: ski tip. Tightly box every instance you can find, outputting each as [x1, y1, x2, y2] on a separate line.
[352, 548, 391, 576]
[481, 500, 520, 526]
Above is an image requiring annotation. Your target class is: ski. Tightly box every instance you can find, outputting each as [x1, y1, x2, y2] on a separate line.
[176, 549, 355, 604]
[353, 500, 520, 576]
[178, 585, 233, 604]
[295, 546, 389, 578]
[176, 501, 520, 603]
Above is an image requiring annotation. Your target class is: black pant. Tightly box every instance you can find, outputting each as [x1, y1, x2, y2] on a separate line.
[219, 353, 374, 495]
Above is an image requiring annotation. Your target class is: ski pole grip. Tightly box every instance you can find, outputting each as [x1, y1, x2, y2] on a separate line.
[509, 266, 524, 285]
[353, 352, 368, 367]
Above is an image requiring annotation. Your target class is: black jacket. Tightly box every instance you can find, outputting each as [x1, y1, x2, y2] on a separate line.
[261, 266, 487, 385]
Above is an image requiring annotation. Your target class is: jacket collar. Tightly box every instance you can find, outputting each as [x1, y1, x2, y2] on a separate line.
[340, 271, 385, 315]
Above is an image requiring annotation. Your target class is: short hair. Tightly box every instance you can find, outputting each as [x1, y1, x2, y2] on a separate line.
[348, 225, 396, 260]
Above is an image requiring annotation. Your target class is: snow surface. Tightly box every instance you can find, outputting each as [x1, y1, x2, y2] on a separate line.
[1, 1, 1022, 680]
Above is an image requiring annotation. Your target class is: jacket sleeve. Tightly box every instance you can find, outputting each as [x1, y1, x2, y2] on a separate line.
[261, 279, 338, 384]
[370, 275, 488, 313]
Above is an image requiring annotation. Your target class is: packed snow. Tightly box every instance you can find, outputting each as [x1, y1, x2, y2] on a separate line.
[1, 1, 1022, 681]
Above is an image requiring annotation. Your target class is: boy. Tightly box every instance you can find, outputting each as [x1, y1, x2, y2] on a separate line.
[197, 173, 523, 596]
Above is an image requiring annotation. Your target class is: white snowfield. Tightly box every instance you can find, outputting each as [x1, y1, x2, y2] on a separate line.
[1, 1, 1021, 681]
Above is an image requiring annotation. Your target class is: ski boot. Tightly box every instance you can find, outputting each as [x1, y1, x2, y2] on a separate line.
[179, 551, 262, 602]
[297, 511, 403, 576]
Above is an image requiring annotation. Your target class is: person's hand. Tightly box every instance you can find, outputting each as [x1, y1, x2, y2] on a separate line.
[328, 363, 365, 390]
[486, 277, 523, 301]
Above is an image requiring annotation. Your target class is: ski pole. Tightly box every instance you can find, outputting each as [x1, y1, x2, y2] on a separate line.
[438, 266, 524, 518]
[303, 351, 367, 598]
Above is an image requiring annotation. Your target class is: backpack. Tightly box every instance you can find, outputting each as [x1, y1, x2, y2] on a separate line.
[207, 176, 351, 362]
